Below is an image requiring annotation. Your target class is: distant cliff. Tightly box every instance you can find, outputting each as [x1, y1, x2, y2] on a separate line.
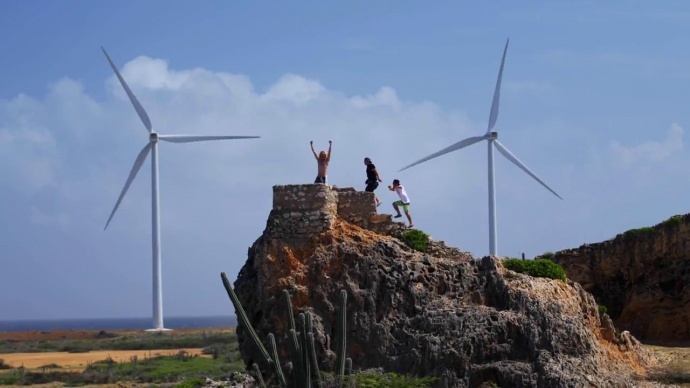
[544, 214, 690, 342]
[231, 184, 655, 387]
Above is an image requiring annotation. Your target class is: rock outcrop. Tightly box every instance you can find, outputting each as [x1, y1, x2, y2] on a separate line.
[232, 184, 655, 387]
[544, 214, 690, 343]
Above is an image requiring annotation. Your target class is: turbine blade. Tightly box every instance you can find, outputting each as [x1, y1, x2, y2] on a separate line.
[487, 38, 509, 134]
[399, 136, 485, 172]
[104, 143, 152, 230]
[101, 47, 153, 133]
[158, 135, 261, 143]
[493, 140, 563, 200]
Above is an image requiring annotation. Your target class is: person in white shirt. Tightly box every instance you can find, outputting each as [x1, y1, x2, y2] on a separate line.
[388, 179, 413, 228]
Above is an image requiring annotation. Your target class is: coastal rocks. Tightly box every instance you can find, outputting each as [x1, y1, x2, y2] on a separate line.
[546, 214, 690, 342]
[230, 184, 655, 387]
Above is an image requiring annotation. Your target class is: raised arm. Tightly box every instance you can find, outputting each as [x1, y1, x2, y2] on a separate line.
[310, 141, 318, 159]
[327, 140, 332, 161]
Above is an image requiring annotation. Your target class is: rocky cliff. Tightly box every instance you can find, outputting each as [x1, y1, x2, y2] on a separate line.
[231, 184, 655, 387]
[545, 214, 690, 343]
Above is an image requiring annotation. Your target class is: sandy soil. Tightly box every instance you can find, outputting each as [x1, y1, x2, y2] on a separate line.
[0, 348, 207, 371]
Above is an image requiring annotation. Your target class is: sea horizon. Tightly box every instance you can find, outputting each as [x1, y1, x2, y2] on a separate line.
[0, 316, 238, 332]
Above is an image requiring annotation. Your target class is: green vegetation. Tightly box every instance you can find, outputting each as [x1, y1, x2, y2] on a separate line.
[540, 251, 554, 260]
[0, 360, 10, 370]
[0, 352, 243, 386]
[502, 259, 567, 281]
[0, 330, 236, 354]
[222, 272, 350, 388]
[619, 215, 686, 241]
[401, 229, 430, 252]
[598, 305, 608, 315]
[323, 371, 437, 388]
[660, 215, 683, 228]
[622, 227, 654, 240]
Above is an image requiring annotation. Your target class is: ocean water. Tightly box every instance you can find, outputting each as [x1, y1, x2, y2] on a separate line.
[0, 316, 238, 332]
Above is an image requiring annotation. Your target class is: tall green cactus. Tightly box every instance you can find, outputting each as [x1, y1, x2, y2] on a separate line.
[221, 273, 286, 387]
[288, 329, 308, 388]
[268, 333, 287, 387]
[284, 290, 296, 332]
[335, 289, 348, 385]
[252, 363, 267, 388]
[221, 273, 351, 388]
[299, 313, 311, 387]
[220, 273, 271, 363]
[308, 332, 322, 388]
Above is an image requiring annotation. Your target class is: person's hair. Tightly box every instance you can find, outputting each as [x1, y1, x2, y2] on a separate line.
[364, 157, 371, 162]
[393, 179, 400, 185]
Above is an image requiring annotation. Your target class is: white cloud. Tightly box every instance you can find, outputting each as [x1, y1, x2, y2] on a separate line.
[4, 54, 688, 320]
[611, 123, 683, 164]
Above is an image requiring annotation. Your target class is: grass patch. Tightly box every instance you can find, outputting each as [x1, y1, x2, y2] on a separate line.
[401, 229, 430, 252]
[502, 259, 567, 281]
[598, 305, 608, 315]
[0, 330, 237, 354]
[0, 353, 244, 386]
[648, 362, 690, 385]
[319, 371, 437, 388]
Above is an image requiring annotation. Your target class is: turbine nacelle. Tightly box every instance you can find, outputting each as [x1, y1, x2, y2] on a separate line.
[398, 38, 562, 256]
[101, 47, 260, 331]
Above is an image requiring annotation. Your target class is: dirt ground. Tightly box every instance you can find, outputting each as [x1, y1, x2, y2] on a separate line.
[0, 348, 207, 371]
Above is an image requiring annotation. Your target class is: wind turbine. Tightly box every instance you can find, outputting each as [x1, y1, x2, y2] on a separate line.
[399, 39, 562, 257]
[102, 47, 260, 331]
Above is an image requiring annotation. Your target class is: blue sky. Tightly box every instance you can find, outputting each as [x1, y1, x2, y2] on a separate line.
[2, 1, 690, 321]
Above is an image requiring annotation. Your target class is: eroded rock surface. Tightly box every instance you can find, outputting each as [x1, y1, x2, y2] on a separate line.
[232, 184, 655, 387]
[545, 214, 690, 342]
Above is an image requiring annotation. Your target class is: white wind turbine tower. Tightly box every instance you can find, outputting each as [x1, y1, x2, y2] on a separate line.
[399, 39, 562, 257]
[102, 48, 260, 331]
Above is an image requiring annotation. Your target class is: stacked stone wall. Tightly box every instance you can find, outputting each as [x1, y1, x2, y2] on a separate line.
[269, 184, 406, 239]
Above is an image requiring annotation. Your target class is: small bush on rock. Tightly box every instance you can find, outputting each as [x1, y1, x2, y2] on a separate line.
[502, 259, 567, 281]
[401, 229, 429, 252]
[598, 305, 608, 315]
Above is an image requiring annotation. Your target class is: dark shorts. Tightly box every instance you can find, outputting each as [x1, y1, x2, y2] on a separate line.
[365, 180, 379, 192]
[314, 176, 327, 184]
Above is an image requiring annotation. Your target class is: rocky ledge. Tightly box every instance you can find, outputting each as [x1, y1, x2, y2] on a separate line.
[230, 184, 656, 387]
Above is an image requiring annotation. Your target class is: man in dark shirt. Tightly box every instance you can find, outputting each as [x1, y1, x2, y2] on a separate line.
[364, 157, 383, 207]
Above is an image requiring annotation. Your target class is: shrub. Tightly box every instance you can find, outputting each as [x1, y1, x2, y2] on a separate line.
[540, 251, 554, 260]
[661, 215, 683, 228]
[0, 358, 11, 370]
[502, 259, 567, 281]
[401, 229, 429, 252]
[598, 305, 608, 315]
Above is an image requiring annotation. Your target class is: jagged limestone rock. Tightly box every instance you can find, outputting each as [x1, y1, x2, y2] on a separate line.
[231, 184, 655, 388]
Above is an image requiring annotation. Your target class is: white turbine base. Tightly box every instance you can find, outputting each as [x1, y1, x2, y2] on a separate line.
[145, 327, 172, 332]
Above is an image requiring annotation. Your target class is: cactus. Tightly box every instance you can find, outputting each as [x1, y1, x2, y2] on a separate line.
[221, 273, 351, 388]
[221, 273, 287, 387]
[268, 333, 287, 387]
[289, 329, 308, 388]
[335, 289, 347, 385]
[284, 290, 296, 332]
[299, 313, 311, 387]
[252, 363, 267, 388]
[345, 358, 353, 388]
[308, 332, 322, 388]
[220, 273, 271, 363]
